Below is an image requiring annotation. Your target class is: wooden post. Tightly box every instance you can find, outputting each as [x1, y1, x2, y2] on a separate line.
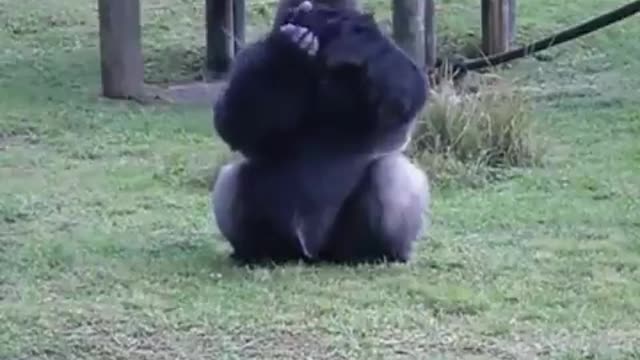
[233, 0, 246, 53]
[481, 0, 513, 55]
[508, 0, 517, 45]
[424, 0, 436, 69]
[97, 0, 144, 99]
[206, 0, 234, 80]
[392, 0, 426, 67]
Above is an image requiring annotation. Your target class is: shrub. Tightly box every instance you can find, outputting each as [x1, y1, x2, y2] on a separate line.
[408, 69, 546, 186]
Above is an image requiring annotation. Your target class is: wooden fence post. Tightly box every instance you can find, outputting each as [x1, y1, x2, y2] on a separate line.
[481, 0, 513, 55]
[392, 0, 426, 67]
[508, 0, 517, 45]
[206, 0, 234, 80]
[233, 0, 246, 53]
[424, 0, 436, 69]
[97, 0, 145, 99]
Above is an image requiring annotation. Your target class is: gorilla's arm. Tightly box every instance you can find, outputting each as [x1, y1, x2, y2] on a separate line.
[322, 14, 429, 131]
[213, 29, 318, 156]
[364, 39, 429, 130]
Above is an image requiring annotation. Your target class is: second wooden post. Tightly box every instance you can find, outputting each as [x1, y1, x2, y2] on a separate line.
[481, 0, 515, 55]
[392, 0, 426, 67]
[97, 0, 145, 99]
[205, 0, 234, 80]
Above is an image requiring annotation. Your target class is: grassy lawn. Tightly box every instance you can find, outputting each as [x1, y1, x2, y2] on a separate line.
[1, 0, 639, 359]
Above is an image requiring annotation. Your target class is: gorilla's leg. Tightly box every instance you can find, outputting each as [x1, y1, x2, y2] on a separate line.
[211, 159, 305, 264]
[321, 153, 430, 264]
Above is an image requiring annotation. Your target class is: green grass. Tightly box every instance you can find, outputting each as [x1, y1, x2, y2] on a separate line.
[1, 0, 640, 359]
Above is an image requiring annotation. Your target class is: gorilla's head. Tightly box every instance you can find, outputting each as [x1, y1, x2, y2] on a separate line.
[273, 0, 360, 29]
[284, 1, 384, 68]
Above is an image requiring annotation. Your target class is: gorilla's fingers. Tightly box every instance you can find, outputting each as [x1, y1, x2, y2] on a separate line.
[280, 23, 297, 35]
[292, 26, 310, 43]
[308, 37, 319, 56]
[280, 24, 304, 41]
[279, 20, 319, 57]
[297, 0, 313, 12]
[299, 31, 315, 51]
[280, 24, 318, 56]
[301, 35, 319, 56]
[298, 30, 319, 56]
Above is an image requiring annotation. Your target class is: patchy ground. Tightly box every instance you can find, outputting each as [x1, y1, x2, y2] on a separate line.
[1, 0, 639, 359]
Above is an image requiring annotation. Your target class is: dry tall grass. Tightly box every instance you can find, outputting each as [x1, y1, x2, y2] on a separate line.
[409, 69, 546, 186]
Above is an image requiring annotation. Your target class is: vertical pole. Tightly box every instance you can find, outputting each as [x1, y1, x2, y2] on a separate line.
[481, 0, 512, 55]
[508, 0, 517, 46]
[392, 0, 426, 67]
[206, 0, 234, 80]
[233, 0, 246, 53]
[98, 0, 145, 99]
[424, 0, 436, 69]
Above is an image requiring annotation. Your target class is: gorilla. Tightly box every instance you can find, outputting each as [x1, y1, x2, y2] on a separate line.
[210, 1, 431, 265]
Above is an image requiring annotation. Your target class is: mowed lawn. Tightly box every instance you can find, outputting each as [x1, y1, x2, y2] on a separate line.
[1, 0, 639, 359]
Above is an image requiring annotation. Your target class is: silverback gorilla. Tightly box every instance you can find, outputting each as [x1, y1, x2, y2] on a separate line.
[210, 1, 431, 265]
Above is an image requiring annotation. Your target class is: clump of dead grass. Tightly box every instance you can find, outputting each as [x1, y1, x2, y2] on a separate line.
[408, 68, 546, 186]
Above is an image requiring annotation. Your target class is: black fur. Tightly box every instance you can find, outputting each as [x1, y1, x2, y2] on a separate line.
[211, 4, 430, 265]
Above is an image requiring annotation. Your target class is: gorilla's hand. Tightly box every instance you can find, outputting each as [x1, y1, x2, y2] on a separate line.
[280, 23, 319, 57]
[279, 1, 319, 57]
